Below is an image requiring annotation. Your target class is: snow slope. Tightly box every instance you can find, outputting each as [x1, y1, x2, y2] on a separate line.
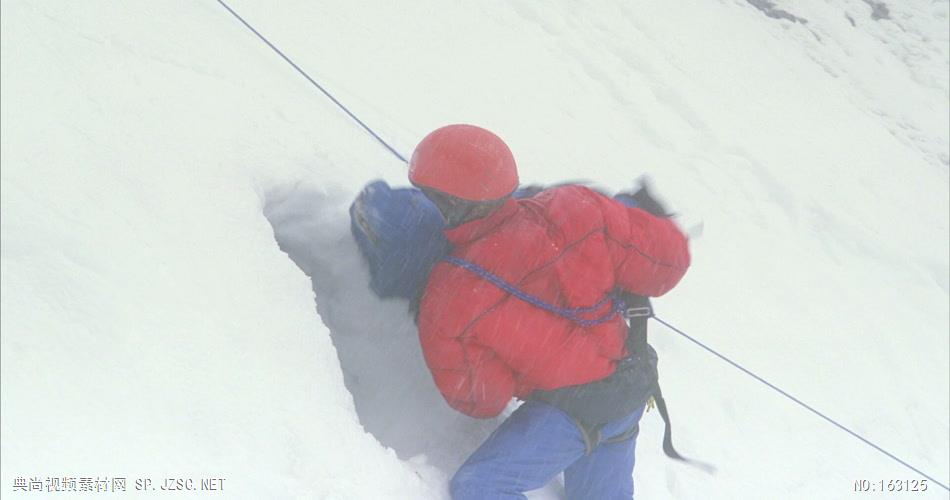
[2, 0, 947, 498]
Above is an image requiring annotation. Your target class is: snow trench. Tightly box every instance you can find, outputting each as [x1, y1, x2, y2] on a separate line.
[261, 181, 504, 477]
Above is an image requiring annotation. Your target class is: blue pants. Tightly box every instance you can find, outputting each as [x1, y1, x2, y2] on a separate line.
[451, 401, 645, 500]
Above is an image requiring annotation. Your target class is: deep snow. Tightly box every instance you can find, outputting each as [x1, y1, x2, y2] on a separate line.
[2, 0, 948, 498]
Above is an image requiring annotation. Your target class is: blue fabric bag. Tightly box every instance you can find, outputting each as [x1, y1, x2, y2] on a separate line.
[349, 180, 450, 299]
[349, 181, 549, 300]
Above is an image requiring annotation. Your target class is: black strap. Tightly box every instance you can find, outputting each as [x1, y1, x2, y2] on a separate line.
[568, 417, 602, 455]
[620, 292, 716, 473]
[653, 385, 716, 473]
[653, 386, 684, 460]
[603, 421, 640, 445]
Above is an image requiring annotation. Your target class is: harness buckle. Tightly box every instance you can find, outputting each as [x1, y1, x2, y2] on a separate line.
[624, 306, 652, 319]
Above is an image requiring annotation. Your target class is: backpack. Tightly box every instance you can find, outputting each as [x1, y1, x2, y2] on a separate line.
[349, 181, 543, 301]
[349, 180, 450, 300]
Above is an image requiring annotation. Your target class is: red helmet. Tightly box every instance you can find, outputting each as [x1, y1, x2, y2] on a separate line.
[409, 124, 519, 201]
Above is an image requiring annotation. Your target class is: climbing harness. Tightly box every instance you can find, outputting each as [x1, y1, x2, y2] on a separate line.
[216, 2, 950, 490]
[444, 257, 712, 470]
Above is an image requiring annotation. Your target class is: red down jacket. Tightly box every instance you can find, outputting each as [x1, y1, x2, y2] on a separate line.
[417, 185, 690, 418]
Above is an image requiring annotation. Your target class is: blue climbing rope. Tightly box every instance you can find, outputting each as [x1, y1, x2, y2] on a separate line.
[448, 252, 948, 489]
[443, 256, 624, 327]
[215, 3, 948, 490]
[215, 0, 408, 164]
[651, 315, 950, 492]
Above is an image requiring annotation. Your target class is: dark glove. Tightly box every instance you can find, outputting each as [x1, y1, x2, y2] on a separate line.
[615, 179, 672, 217]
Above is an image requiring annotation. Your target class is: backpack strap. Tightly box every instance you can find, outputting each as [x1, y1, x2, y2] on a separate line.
[620, 292, 715, 473]
[652, 383, 715, 473]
